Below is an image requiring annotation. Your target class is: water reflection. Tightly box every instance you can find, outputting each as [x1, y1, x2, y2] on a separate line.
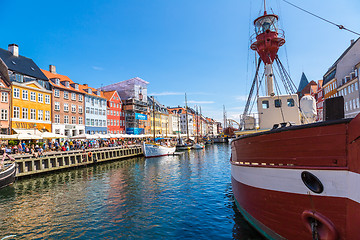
[0, 145, 264, 239]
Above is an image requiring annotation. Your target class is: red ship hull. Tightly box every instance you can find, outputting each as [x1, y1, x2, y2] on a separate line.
[231, 114, 360, 239]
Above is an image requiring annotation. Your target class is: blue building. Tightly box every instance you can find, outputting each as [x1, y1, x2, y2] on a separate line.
[81, 84, 107, 134]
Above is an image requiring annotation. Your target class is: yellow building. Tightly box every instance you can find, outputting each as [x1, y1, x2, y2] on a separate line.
[11, 81, 52, 133]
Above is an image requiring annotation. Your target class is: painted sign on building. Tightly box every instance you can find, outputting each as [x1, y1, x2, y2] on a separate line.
[135, 113, 147, 120]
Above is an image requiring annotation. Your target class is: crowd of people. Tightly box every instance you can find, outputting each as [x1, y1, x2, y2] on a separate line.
[1, 138, 144, 157]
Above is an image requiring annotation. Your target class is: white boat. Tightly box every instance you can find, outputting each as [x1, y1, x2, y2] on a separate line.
[142, 142, 176, 158]
[192, 143, 204, 149]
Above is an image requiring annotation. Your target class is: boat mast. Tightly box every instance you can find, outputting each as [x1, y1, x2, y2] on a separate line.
[152, 96, 156, 142]
[185, 93, 189, 141]
[200, 106, 202, 138]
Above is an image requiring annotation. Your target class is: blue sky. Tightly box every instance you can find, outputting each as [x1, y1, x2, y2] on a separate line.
[2, 0, 360, 123]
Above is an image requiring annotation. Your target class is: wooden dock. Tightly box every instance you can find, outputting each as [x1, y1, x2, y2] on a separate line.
[11, 145, 143, 178]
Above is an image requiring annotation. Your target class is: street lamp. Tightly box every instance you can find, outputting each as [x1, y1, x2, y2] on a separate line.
[34, 123, 37, 135]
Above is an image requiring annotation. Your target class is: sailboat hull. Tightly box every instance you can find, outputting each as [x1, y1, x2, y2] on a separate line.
[142, 142, 176, 158]
[231, 116, 360, 239]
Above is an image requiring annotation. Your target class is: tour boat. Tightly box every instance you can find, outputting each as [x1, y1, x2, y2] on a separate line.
[142, 142, 176, 158]
[0, 154, 16, 189]
[231, 2, 360, 239]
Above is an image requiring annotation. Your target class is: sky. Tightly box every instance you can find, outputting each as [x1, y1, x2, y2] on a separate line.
[2, 0, 360, 124]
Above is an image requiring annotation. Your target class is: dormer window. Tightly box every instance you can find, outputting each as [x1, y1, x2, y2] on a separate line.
[55, 78, 60, 85]
[65, 81, 69, 88]
[97, 91, 100, 96]
[87, 89, 92, 94]
[75, 84, 79, 90]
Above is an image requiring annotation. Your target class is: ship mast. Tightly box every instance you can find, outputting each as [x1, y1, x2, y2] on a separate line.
[185, 93, 189, 141]
[250, 0, 285, 97]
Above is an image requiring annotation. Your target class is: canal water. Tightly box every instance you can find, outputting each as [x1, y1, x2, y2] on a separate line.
[0, 144, 264, 240]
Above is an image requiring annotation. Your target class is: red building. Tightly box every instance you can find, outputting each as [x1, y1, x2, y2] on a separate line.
[103, 90, 125, 134]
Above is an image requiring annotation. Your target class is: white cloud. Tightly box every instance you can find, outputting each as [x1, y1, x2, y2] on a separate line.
[92, 66, 104, 71]
[188, 100, 215, 104]
[149, 92, 184, 96]
[235, 95, 248, 101]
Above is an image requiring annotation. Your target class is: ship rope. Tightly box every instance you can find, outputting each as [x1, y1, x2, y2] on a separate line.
[273, 56, 311, 124]
[281, 0, 360, 36]
[273, 74, 286, 123]
[242, 58, 262, 124]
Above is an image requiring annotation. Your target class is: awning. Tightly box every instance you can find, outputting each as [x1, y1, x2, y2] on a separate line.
[13, 129, 43, 136]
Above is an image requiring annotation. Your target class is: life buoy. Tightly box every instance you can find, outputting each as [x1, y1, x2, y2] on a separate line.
[88, 152, 92, 158]
[301, 210, 338, 240]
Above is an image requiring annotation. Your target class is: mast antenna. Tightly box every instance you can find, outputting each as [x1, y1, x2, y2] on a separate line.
[264, 0, 267, 14]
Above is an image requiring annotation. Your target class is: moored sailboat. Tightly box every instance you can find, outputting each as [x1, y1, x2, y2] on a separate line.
[231, 2, 360, 239]
[142, 96, 176, 158]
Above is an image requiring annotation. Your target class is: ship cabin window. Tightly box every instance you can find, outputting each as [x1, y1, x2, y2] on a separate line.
[262, 100, 269, 109]
[274, 99, 282, 108]
[287, 99, 295, 107]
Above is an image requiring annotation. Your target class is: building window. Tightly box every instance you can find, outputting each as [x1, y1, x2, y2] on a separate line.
[274, 99, 282, 108]
[71, 93, 76, 100]
[287, 99, 295, 107]
[54, 89, 60, 97]
[71, 104, 76, 113]
[72, 116, 76, 124]
[30, 92, 36, 101]
[55, 102, 60, 111]
[13, 107, 20, 118]
[1, 92, 8, 103]
[95, 119, 98, 126]
[64, 115, 69, 124]
[86, 107, 90, 113]
[91, 119, 94, 126]
[95, 109, 98, 115]
[262, 100, 269, 109]
[64, 103, 69, 112]
[1, 109, 8, 120]
[38, 93, 43, 103]
[90, 108, 94, 114]
[55, 114, 60, 123]
[79, 117, 83, 124]
[30, 109, 36, 120]
[38, 110, 43, 120]
[75, 84, 79, 90]
[13, 88, 20, 98]
[103, 110, 106, 115]
[86, 118, 90, 125]
[64, 91, 69, 99]
[22, 108, 28, 119]
[45, 111, 50, 121]
[45, 95, 50, 104]
[65, 81, 70, 88]
[107, 119, 110, 125]
[15, 74, 24, 82]
[22, 90, 28, 100]
[103, 120, 106, 126]
[78, 106, 83, 114]
[79, 94, 83, 102]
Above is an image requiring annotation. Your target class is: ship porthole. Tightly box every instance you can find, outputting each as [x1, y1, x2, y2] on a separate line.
[301, 171, 324, 194]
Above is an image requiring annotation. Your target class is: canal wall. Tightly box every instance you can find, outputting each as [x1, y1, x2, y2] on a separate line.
[12, 145, 143, 178]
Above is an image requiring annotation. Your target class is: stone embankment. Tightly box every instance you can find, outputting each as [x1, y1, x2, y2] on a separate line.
[11, 145, 142, 178]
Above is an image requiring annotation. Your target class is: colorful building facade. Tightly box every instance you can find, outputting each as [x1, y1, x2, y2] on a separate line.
[11, 81, 52, 133]
[42, 65, 85, 137]
[104, 90, 124, 134]
[81, 84, 107, 134]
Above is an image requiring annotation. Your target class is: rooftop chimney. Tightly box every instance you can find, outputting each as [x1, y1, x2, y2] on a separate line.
[49, 65, 56, 74]
[351, 39, 355, 45]
[8, 44, 19, 57]
[83, 84, 88, 87]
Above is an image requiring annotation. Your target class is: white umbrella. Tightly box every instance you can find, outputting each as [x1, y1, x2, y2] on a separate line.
[40, 132, 65, 139]
[70, 133, 95, 139]
[6, 133, 42, 140]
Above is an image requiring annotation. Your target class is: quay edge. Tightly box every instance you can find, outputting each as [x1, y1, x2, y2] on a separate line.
[11, 146, 142, 178]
